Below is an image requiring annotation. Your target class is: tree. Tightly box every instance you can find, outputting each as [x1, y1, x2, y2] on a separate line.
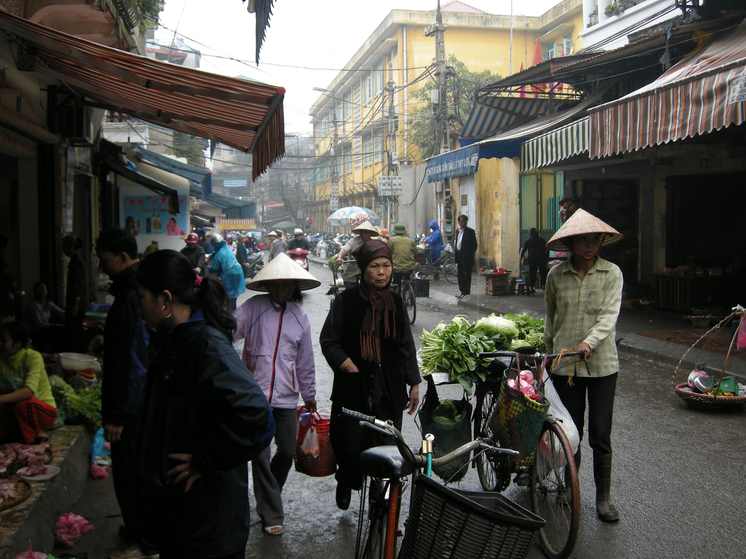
[408, 55, 501, 158]
[173, 132, 208, 166]
[136, 0, 165, 24]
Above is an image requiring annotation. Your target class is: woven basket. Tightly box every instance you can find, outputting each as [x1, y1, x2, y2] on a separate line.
[294, 410, 336, 477]
[672, 310, 744, 411]
[673, 383, 745, 411]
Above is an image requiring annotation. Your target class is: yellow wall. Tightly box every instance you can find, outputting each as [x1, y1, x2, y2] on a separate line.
[472, 157, 521, 271]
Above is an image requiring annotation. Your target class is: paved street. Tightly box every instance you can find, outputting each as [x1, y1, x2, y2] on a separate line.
[60, 259, 744, 559]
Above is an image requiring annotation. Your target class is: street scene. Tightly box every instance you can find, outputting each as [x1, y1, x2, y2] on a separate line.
[62, 261, 745, 559]
[0, 0, 745, 558]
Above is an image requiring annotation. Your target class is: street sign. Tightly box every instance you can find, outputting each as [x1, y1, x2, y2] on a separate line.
[378, 175, 403, 196]
[329, 196, 339, 211]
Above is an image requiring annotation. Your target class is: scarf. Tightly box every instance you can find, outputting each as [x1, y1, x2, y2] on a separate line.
[357, 278, 396, 363]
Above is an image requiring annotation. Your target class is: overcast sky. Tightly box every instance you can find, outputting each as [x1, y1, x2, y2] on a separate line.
[156, 0, 563, 134]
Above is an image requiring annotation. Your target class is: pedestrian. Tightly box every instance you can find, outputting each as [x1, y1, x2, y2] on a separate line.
[320, 240, 420, 511]
[245, 233, 257, 254]
[24, 282, 65, 353]
[62, 235, 88, 352]
[268, 231, 286, 261]
[233, 253, 320, 537]
[134, 250, 274, 559]
[94, 228, 155, 559]
[180, 233, 206, 276]
[543, 208, 624, 523]
[225, 233, 237, 255]
[0, 321, 57, 445]
[520, 227, 549, 292]
[454, 215, 478, 298]
[207, 233, 245, 312]
[424, 220, 444, 263]
[234, 233, 250, 278]
[142, 240, 158, 259]
[202, 232, 213, 257]
[334, 220, 377, 290]
[387, 223, 418, 286]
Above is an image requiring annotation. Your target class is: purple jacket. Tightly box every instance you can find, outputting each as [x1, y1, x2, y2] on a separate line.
[233, 294, 316, 409]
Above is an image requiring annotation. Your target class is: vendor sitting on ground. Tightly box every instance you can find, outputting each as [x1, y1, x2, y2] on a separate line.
[0, 321, 57, 444]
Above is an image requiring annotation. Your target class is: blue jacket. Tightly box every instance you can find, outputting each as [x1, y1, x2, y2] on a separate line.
[209, 241, 245, 299]
[425, 220, 444, 261]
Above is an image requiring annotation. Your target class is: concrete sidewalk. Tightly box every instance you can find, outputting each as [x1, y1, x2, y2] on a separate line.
[308, 254, 745, 381]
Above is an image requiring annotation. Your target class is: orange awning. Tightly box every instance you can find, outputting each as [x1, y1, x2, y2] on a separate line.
[0, 11, 284, 179]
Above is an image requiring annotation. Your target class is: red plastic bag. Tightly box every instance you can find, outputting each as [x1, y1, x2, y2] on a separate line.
[737, 318, 745, 352]
[294, 408, 336, 477]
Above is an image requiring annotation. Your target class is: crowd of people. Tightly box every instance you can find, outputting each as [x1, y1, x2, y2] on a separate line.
[0, 207, 626, 558]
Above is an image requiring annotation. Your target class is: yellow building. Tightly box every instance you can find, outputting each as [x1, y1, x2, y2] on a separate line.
[306, 0, 584, 231]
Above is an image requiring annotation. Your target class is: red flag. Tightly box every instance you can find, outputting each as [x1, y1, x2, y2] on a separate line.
[518, 63, 526, 98]
[531, 34, 545, 98]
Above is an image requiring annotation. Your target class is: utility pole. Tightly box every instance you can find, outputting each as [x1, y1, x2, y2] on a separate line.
[385, 65, 397, 229]
[329, 105, 339, 233]
[425, 0, 449, 240]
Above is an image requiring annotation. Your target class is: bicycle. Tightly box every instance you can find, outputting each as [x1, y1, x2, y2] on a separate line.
[390, 271, 416, 325]
[340, 407, 544, 559]
[413, 249, 457, 284]
[473, 349, 588, 559]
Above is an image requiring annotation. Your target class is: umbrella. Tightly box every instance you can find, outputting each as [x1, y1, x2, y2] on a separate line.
[272, 221, 297, 230]
[326, 206, 382, 227]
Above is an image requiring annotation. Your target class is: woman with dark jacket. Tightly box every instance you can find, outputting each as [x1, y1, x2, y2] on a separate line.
[62, 235, 88, 351]
[320, 240, 420, 511]
[134, 250, 274, 559]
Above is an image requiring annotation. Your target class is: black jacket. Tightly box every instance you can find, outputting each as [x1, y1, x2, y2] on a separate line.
[101, 264, 150, 429]
[138, 315, 273, 558]
[454, 227, 478, 267]
[180, 245, 206, 273]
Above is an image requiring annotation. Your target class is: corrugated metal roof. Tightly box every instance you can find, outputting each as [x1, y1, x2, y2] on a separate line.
[0, 11, 284, 180]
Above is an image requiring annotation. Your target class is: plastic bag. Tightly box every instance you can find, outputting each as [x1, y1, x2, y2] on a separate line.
[737, 318, 745, 352]
[300, 426, 320, 458]
[542, 371, 580, 456]
[90, 428, 110, 478]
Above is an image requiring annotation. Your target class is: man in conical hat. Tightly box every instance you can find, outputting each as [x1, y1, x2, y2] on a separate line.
[334, 219, 378, 290]
[232, 252, 320, 537]
[543, 208, 623, 523]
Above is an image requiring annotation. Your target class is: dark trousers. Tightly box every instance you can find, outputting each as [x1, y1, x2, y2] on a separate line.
[551, 373, 617, 455]
[111, 430, 151, 546]
[457, 260, 473, 295]
[528, 260, 548, 289]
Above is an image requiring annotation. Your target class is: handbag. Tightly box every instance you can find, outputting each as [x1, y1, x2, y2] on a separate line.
[490, 370, 550, 467]
[417, 376, 472, 483]
[294, 408, 336, 477]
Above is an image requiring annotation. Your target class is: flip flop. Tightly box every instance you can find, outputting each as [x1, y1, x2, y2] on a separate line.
[263, 525, 283, 536]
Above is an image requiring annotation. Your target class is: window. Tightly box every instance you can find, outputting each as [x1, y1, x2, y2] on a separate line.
[374, 134, 382, 163]
[345, 152, 353, 175]
[363, 135, 372, 166]
[353, 86, 361, 127]
[354, 136, 362, 169]
[342, 91, 351, 120]
[362, 74, 370, 105]
[563, 32, 573, 56]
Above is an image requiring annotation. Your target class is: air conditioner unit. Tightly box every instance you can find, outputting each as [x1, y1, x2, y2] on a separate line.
[54, 103, 94, 145]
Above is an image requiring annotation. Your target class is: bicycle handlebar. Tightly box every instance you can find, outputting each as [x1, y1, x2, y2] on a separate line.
[340, 407, 518, 469]
[478, 349, 589, 360]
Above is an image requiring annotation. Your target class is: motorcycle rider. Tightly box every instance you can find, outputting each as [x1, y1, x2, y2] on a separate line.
[286, 228, 312, 252]
[425, 220, 444, 262]
[180, 232, 206, 275]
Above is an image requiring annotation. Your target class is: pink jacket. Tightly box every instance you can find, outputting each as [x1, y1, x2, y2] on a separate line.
[233, 294, 316, 409]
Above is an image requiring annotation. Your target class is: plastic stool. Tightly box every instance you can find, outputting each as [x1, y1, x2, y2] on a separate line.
[516, 280, 527, 295]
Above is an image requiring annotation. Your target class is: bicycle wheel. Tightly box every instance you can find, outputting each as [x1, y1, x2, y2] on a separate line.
[529, 418, 580, 559]
[442, 257, 458, 284]
[403, 283, 416, 325]
[356, 478, 385, 559]
[474, 381, 511, 492]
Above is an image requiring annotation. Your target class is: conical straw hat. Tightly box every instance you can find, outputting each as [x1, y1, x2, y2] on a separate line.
[545, 208, 623, 252]
[351, 220, 378, 234]
[247, 252, 321, 292]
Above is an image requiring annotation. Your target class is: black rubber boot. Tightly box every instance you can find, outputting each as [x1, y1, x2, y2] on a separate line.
[594, 452, 620, 522]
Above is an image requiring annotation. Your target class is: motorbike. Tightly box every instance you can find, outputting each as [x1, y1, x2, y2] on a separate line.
[288, 247, 309, 270]
[243, 252, 264, 279]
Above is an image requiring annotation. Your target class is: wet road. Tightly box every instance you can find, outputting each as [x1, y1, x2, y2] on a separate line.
[65, 261, 745, 559]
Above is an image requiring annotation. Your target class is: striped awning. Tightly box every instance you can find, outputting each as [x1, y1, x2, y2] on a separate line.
[520, 117, 589, 172]
[0, 11, 285, 179]
[461, 96, 550, 141]
[589, 20, 746, 158]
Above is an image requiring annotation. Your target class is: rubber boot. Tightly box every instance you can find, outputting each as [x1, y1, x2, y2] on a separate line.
[593, 452, 620, 522]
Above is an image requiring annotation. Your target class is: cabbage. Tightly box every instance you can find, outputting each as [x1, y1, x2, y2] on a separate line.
[474, 314, 519, 339]
[510, 338, 531, 350]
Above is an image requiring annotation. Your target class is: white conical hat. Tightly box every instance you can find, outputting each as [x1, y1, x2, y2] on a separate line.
[247, 252, 321, 292]
[351, 220, 378, 234]
[545, 208, 623, 252]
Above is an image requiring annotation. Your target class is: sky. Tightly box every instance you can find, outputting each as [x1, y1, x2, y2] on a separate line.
[155, 0, 564, 135]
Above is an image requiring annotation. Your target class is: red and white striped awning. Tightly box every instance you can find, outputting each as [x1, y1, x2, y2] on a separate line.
[589, 20, 746, 158]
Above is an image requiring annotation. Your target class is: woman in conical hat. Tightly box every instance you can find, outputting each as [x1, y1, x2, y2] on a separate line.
[232, 252, 320, 536]
[544, 208, 623, 524]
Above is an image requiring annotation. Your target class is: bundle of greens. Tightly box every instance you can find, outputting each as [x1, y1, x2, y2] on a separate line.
[420, 315, 515, 394]
[502, 312, 546, 352]
[50, 376, 102, 430]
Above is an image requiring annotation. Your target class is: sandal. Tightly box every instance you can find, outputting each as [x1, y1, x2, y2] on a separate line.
[263, 525, 283, 536]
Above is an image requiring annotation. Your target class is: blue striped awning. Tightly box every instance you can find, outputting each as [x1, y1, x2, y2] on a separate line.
[461, 96, 550, 141]
[520, 117, 590, 172]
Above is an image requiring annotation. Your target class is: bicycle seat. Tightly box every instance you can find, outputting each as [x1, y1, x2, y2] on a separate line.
[360, 445, 415, 478]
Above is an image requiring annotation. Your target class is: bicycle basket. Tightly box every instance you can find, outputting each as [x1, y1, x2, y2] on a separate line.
[489, 372, 549, 468]
[398, 475, 544, 559]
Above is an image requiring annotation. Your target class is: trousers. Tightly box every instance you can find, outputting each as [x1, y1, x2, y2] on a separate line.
[0, 397, 56, 443]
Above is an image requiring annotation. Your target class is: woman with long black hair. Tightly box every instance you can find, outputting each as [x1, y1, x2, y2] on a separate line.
[135, 250, 274, 559]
